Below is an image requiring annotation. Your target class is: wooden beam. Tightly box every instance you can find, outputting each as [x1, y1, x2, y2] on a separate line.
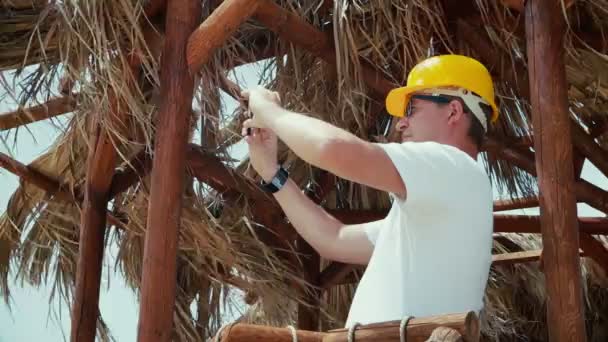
[0, 96, 76, 131]
[492, 250, 542, 266]
[0, 152, 129, 229]
[108, 148, 153, 199]
[143, 0, 167, 17]
[462, 16, 608, 184]
[0, 152, 73, 202]
[579, 233, 608, 275]
[318, 262, 358, 289]
[501, 0, 574, 12]
[493, 196, 539, 212]
[323, 248, 586, 288]
[482, 135, 534, 153]
[494, 215, 608, 235]
[253, 0, 396, 99]
[326, 209, 608, 235]
[525, 1, 587, 340]
[489, 137, 608, 214]
[187, 0, 259, 73]
[570, 122, 608, 178]
[185, 145, 276, 207]
[457, 19, 530, 100]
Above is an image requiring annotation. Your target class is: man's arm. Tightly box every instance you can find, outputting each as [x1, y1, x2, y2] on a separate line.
[273, 177, 378, 265]
[260, 105, 407, 199]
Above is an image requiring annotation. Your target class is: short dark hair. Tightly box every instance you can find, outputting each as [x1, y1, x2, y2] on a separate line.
[439, 96, 492, 150]
[466, 103, 493, 150]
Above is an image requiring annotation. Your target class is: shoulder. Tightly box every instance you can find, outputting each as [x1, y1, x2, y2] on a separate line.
[375, 141, 478, 170]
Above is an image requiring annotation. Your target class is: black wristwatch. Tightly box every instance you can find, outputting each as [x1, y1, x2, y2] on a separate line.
[260, 166, 289, 193]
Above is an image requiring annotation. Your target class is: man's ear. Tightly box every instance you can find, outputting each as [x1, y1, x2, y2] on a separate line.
[447, 100, 466, 124]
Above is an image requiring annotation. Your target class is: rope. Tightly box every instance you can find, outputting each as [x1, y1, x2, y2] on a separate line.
[347, 322, 361, 342]
[286, 325, 298, 342]
[399, 316, 414, 342]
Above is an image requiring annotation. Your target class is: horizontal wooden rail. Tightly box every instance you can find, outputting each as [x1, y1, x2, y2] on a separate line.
[0, 152, 124, 228]
[213, 311, 479, 342]
[0, 96, 76, 131]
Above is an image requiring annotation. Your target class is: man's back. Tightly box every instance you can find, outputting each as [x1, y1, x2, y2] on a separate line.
[345, 141, 493, 327]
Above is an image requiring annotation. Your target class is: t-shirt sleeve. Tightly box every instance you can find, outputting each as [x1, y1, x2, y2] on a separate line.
[362, 218, 384, 246]
[374, 142, 455, 207]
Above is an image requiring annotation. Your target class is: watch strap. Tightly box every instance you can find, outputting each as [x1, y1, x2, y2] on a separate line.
[260, 166, 289, 193]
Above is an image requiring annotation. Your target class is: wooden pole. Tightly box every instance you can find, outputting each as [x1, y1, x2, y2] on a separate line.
[136, 0, 201, 340]
[70, 1, 166, 339]
[297, 236, 321, 331]
[70, 76, 137, 341]
[524, 1, 587, 341]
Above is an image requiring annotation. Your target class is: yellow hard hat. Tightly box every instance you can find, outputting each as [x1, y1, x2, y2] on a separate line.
[385, 54, 499, 124]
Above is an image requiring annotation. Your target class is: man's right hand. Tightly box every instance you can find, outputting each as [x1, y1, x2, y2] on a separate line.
[242, 120, 279, 182]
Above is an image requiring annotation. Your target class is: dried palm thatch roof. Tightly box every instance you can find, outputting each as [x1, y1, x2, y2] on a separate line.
[1, 0, 608, 341]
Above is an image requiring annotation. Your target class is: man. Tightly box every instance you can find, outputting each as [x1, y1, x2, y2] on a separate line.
[240, 54, 497, 327]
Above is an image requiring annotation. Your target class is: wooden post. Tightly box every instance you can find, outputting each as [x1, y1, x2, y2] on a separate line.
[297, 237, 321, 331]
[70, 57, 143, 340]
[297, 172, 336, 330]
[69, 1, 165, 339]
[319, 262, 358, 289]
[524, 1, 587, 341]
[136, 0, 201, 341]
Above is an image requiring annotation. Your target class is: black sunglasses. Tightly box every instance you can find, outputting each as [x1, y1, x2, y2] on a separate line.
[406, 94, 453, 117]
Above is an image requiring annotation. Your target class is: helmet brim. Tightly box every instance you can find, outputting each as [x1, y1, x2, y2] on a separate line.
[385, 85, 499, 123]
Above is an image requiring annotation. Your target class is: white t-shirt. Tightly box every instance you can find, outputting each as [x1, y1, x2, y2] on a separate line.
[344, 141, 493, 327]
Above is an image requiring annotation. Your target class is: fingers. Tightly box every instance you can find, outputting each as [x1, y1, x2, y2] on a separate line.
[241, 86, 281, 104]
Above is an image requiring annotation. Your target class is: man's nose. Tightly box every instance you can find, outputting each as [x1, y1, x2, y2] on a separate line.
[396, 116, 409, 131]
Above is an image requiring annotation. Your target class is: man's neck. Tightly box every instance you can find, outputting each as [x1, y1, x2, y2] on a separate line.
[434, 136, 479, 160]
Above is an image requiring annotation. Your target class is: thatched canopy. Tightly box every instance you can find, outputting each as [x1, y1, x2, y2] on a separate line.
[1, 0, 608, 341]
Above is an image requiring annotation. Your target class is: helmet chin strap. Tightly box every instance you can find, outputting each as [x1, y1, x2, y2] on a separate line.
[423, 87, 489, 132]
